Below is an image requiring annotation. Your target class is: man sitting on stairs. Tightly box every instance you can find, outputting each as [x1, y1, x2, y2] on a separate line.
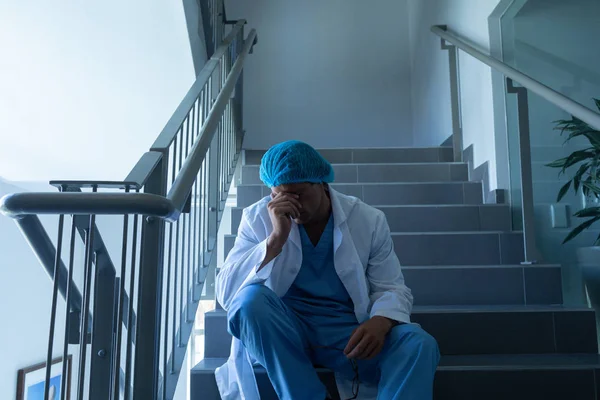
[215, 140, 440, 400]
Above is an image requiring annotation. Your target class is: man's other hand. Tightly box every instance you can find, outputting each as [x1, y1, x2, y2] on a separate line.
[343, 316, 395, 360]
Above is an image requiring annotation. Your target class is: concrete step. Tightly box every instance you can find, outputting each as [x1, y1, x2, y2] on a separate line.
[435, 354, 600, 400]
[237, 182, 484, 208]
[392, 231, 524, 265]
[230, 204, 511, 234]
[194, 340, 600, 400]
[239, 163, 469, 185]
[403, 265, 562, 306]
[223, 231, 525, 266]
[242, 147, 454, 166]
[191, 357, 337, 400]
[214, 263, 562, 310]
[203, 305, 595, 359]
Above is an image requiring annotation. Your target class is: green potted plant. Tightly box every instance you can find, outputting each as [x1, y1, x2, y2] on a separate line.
[547, 98, 600, 311]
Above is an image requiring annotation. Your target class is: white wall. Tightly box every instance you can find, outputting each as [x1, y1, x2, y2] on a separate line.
[0, 1, 195, 182]
[408, 0, 501, 190]
[225, 0, 414, 150]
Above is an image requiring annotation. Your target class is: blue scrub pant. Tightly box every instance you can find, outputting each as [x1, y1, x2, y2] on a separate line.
[228, 285, 440, 400]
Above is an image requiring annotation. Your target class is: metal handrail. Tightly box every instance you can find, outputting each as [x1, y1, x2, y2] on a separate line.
[0, 27, 257, 222]
[1, 192, 174, 219]
[431, 25, 600, 131]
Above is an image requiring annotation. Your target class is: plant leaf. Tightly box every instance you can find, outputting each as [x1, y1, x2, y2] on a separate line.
[557, 181, 571, 202]
[561, 150, 595, 172]
[584, 134, 600, 148]
[583, 176, 594, 198]
[546, 157, 567, 168]
[568, 130, 600, 147]
[574, 207, 600, 218]
[595, 231, 600, 246]
[563, 216, 600, 244]
[573, 162, 590, 192]
[583, 181, 600, 196]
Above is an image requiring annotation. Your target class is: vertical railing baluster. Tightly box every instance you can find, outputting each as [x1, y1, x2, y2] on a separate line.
[206, 84, 210, 258]
[45, 214, 65, 400]
[204, 155, 209, 259]
[133, 156, 167, 400]
[175, 128, 183, 346]
[196, 97, 202, 139]
[506, 78, 540, 264]
[227, 35, 232, 172]
[173, 221, 180, 353]
[220, 55, 226, 204]
[201, 84, 209, 278]
[113, 186, 130, 400]
[219, 115, 224, 207]
[192, 176, 199, 302]
[231, 100, 235, 169]
[229, 101, 233, 171]
[206, 124, 220, 302]
[193, 95, 201, 295]
[174, 126, 183, 349]
[195, 164, 202, 288]
[164, 193, 174, 378]
[77, 186, 97, 400]
[61, 217, 77, 400]
[197, 158, 206, 284]
[440, 30, 463, 162]
[185, 112, 193, 323]
[227, 102, 231, 172]
[223, 103, 227, 181]
[168, 135, 178, 371]
[222, 112, 226, 199]
[124, 201, 140, 400]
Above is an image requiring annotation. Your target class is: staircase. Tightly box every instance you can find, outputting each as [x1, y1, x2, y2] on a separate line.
[192, 146, 600, 400]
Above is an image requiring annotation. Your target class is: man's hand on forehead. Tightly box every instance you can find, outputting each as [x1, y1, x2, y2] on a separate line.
[271, 191, 298, 199]
[268, 192, 302, 218]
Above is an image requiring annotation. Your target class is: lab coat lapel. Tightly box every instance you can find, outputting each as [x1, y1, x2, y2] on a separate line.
[330, 189, 369, 321]
[288, 223, 302, 250]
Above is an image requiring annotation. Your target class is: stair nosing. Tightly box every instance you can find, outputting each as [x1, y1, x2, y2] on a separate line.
[230, 204, 509, 210]
[238, 181, 480, 187]
[224, 231, 521, 238]
[242, 162, 468, 167]
[390, 231, 520, 235]
[244, 146, 453, 151]
[401, 264, 560, 269]
[206, 305, 592, 316]
[193, 354, 600, 373]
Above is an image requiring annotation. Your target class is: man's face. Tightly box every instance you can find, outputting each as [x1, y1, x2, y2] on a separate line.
[271, 182, 326, 225]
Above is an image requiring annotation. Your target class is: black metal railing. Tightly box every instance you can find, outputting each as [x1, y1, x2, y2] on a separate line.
[1, 20, 257, 400]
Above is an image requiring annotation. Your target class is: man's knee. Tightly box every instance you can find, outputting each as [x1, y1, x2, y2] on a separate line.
[389, 324, 440, 359]
[227, 284, 279, 335]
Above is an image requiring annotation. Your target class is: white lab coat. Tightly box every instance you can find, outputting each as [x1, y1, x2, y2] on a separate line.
[215, 188, 413, 399]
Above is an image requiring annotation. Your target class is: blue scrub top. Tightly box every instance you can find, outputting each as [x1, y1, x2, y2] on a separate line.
[283, 214, 356, 327]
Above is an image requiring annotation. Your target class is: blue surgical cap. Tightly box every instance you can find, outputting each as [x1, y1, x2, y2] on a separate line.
[259, 140, 335, 188]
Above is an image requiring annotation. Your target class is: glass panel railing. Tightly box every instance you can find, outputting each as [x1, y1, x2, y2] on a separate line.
[501, 0, 600, 305]
[500, 0, 600, 104]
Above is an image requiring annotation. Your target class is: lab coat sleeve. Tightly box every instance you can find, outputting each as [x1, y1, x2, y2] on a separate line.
[215, 210, 278, 311]
[367, 211, 413, 324]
